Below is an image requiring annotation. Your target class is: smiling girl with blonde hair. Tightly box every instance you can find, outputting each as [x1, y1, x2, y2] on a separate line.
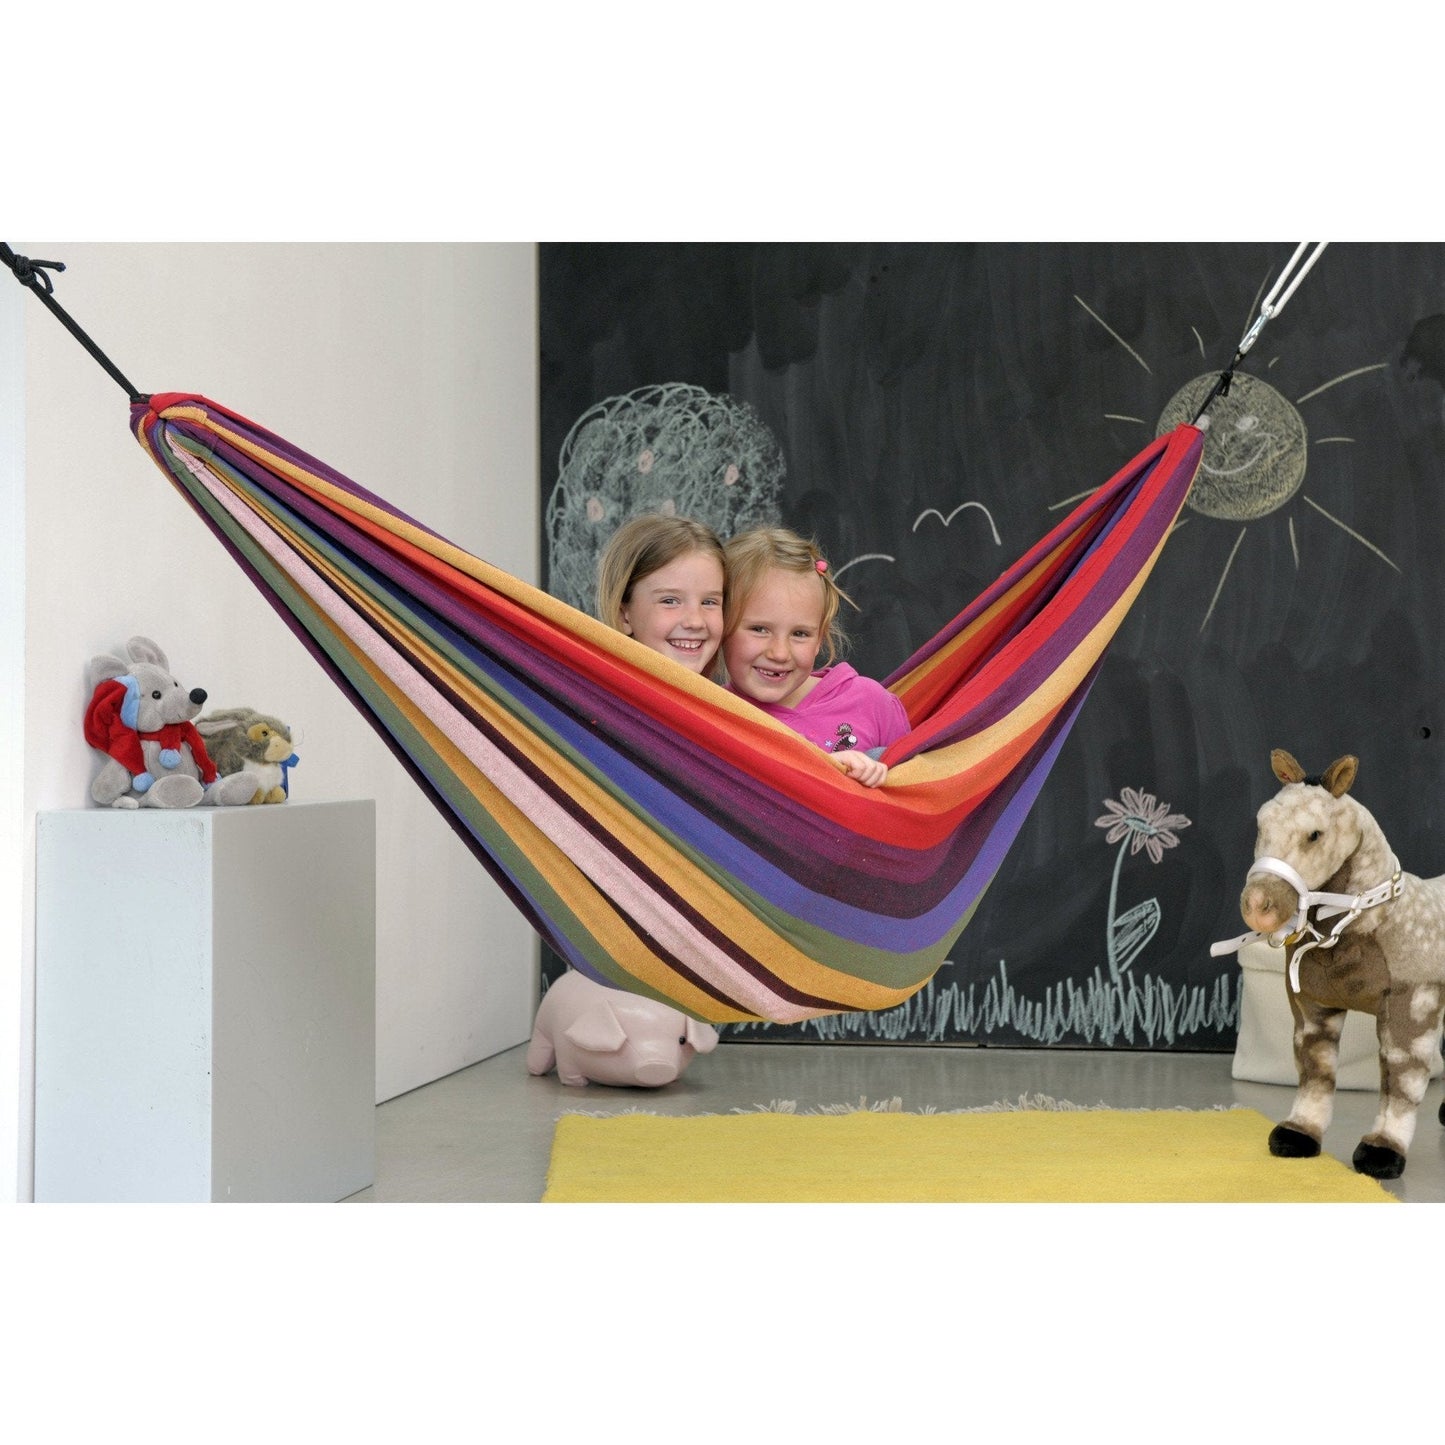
[595, 514, 727, 678]
[722, 526, 908, 786]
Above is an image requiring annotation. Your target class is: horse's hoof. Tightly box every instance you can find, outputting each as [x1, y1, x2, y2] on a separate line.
[1352, 1141, 1406, 1179]
[1439, 1098, 1445, 1127]
[1268, 1124, 1321, 1158]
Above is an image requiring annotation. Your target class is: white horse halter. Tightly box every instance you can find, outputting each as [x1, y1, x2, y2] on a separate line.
[1211, 852, 1403, 992]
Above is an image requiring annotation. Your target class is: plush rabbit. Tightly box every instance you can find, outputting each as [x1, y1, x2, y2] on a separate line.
[196, 707, 298, 804]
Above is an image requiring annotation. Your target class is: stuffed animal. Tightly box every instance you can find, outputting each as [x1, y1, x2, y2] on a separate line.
[82, 636, 257, 810]
[196, 708, 298, 804]
[526, 969, 719, 1087]
[1215, 749, 1445, 1180]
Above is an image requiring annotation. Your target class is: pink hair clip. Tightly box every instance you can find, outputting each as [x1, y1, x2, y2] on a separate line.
[815, 558, 828, 574]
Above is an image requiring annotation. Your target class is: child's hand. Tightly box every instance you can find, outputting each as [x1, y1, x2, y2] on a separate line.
[831, 750, 888, 787]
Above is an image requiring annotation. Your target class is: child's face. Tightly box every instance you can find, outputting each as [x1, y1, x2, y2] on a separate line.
[723, 567, 825, 708]
[619, 550, 725, 673]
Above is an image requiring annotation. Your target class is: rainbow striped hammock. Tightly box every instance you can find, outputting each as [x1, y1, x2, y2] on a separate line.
[132, 392, 1203, 1025]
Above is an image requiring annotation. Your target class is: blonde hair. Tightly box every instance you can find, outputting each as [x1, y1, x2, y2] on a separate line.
[595, 514, 726, 632]
[723, 526, 853, 666]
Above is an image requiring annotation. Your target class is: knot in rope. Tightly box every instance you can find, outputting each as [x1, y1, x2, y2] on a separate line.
[1, 245, 66, 296]
[1, 239, 148, 404]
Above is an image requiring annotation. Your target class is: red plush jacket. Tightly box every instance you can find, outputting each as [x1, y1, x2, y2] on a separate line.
[83, 678, 219, 784]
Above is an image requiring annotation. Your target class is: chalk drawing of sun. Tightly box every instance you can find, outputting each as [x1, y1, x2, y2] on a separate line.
[1066, 286, 1398, 632]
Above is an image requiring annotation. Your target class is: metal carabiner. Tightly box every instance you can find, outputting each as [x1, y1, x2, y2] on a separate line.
[1235, 242, 1329, 357]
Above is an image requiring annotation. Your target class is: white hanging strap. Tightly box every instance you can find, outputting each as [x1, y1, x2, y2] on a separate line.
[1235, 242, 1329, 358]
[1191, 242, 1329, 425]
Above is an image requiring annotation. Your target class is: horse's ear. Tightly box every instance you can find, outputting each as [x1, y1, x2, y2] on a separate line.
[1321, 756, 1358, 798]
[1271, 749, 1306, 784]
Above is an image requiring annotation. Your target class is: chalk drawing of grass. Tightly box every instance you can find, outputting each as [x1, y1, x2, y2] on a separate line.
[724, 962, 1239, 1048]
[725, 786, 1216, 1049]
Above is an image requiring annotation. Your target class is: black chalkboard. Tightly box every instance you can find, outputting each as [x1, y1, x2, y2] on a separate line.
[539, 242, 1445, 1052]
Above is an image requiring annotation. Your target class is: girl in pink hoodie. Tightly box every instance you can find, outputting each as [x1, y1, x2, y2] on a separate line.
[721, 527, 908, 787]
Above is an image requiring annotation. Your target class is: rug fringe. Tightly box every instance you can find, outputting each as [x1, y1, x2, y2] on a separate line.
[951, 1092, 1100, 1113]
[735, 1095, 905, 1115]
[556, 1104, 673, 1118]
[557, 1094, 1242, 1119]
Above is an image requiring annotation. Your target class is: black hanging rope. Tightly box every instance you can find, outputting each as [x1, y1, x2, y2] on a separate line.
[2, 242, 149, 405]
[1190, 350, 1243, 425]
[4, 239, 1322, 433]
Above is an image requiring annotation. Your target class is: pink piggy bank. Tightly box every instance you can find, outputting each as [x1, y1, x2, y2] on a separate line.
[526, 971, 719, 1087]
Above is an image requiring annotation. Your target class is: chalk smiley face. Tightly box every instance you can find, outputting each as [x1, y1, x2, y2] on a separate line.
[1156, 372, 1308, 522]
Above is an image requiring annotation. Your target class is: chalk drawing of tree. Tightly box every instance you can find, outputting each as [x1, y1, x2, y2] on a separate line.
[545, 383, 785, 616]
[1094, 787, 1191, 984]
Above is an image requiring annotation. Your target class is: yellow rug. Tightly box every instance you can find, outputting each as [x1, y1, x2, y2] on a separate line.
[542, 1105, 1397, 1203]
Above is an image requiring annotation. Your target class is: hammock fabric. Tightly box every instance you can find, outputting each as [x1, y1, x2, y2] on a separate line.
[132, 393, 1203, 1025]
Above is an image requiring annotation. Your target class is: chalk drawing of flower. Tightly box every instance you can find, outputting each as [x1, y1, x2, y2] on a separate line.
[1096, 787, 1191, 862]
[1094, 788, 1191, 981]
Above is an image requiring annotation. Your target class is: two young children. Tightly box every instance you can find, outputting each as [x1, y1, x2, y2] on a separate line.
[598, 514, 908, 786]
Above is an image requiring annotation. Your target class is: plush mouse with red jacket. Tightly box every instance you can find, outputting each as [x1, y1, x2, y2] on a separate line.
[83, 636, 257, 809]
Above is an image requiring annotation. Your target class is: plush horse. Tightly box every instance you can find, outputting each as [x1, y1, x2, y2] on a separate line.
[1216, 749, 1445, 1179]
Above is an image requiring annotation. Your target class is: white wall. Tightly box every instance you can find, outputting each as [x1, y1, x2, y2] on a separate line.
[9, 242, 541, 1200]
[1, 278, 25, 1207]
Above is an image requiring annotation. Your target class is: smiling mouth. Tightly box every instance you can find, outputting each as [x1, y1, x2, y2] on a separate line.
[668, 638, 705, 652]
[1200, 438, 1273, 477]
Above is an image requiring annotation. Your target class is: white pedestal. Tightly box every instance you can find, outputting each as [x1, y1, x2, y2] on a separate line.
[35, 802, 376, 1202]
[1232, 940, 1443, 1090]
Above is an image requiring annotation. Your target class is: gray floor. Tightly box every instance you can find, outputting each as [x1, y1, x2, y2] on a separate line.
[342, 1040, 1445, 1203]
